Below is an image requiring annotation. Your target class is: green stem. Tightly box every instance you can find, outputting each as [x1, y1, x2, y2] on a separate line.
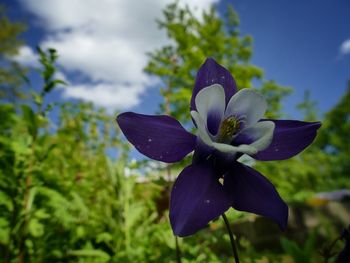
[175, 235, 182, 263]
[222, 213, 240, 263]
[323, 236, 342, 263]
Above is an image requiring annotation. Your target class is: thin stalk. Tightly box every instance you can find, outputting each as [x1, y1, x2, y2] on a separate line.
[164, 62, 183, 263]
[222, 213, 240, 263]
[18, 146, 34, 263]
[167, 165, 181, 263]
[322, 236, 342, 263]
[175, 235, 182, 263]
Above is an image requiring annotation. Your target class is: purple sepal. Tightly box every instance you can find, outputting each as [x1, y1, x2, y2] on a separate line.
[223, 162, 288, 230]
[192, 138, 214, 164]
[170, 163, 232, 237]
[336, 227, 350, 263]
[117, 112, 196, 163]
[254, 120, 321, 161]
[190, 58, 237, 112]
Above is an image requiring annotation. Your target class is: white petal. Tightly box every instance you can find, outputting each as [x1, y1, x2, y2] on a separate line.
[212, 142, 258, 155]
[195, 84, 225, 129]
[191, 110, 213, 145]
[225, 89, 267, 127]
[239, 121, 275, 152]
[191, 110, 258, 156]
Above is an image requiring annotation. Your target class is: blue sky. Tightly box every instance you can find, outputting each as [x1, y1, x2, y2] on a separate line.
[226, 0, 350, 119]
[4, 0, 350, 120]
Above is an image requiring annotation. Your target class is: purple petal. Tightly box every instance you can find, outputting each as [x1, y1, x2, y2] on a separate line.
[232, 133, 254, 146]
[336, 242, 350, 263]
[117, 112, 196, 163]
[254, 120, 321, 161]
[190, 58, 237, 112]
[192, 138, 214, 164]
[170, 163, 232, 237]
[336, 229, 350, 263]
[224, 162, 288, 230]
[207, 109, 222, 135]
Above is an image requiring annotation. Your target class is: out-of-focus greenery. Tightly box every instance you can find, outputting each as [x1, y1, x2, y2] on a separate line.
[281, 230, 318, 263]
[0, 2, 349, 263]
[0, 6, 27, 102]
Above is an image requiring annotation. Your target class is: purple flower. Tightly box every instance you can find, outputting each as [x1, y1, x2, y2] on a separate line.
[336, 226, 350, 263]
[117, 58, 321, 237]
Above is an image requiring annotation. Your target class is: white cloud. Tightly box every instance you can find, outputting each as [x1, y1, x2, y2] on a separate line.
[11, 45, 39, 66]
[20, 0, 218, 110]
[42, 30, 147, 84]
[63, 83, 143, 109]
[340, 39, 350, 55]
[53, 71, 69, 84]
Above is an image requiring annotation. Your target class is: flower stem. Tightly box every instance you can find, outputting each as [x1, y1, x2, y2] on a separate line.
[175, 235, 182, 263]
[321, 236, 342, 263]
[222, 213, 240, 263]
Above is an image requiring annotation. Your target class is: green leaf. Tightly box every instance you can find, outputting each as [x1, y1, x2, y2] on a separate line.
[0, 191, 13, 211]
[67, 249, 110, 261]
[0, 217, 10, 244]
[96, 232, 112, 244]
[28, 218, 44, 238]
[21, 104, 37, 139]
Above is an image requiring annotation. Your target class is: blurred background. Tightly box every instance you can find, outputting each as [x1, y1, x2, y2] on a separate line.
[0, 0, 349, 262]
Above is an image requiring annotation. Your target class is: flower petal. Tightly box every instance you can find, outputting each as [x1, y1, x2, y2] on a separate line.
[191, 111, 213, 144]
[225, 89, 267, 127]
[117, 112, 196, 163]
[212, 142, 258, 156]
[190, 58, 237, 112]
[234, 121, 275, 153]
[224, 162, 288, 230]
[195, 84, 225, 136]
[192, 138, 214, 164]
[170, 163, 232, 237]
[336, 240, 350, 263]
[253, 120, 321, 161]
[336, 228, 350, 263]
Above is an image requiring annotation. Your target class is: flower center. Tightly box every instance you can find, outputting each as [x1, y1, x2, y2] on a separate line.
[217, 116, 241, 143]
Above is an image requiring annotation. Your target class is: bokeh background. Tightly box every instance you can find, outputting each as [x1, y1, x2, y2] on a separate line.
[1, 0, 349, 262]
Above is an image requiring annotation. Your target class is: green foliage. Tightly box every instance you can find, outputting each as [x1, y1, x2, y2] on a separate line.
[0, 6, 25, 55]
[320, 83, 350, 152]
[21, 105, 37, 139]
[317, 84, 350, 183]
[0, 46, 177, 262]
[260, 80, 293, 118]
[297, 90, 318, 121]
[37, 47, 67, 95]
[281, 230, 319, 263]
[0, 5, 27, 101]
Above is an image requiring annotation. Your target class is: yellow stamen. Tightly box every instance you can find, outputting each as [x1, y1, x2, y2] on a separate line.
[218, 116, 240, 143]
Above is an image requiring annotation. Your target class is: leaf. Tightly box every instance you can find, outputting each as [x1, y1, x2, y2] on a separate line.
[96, 232, 113, 244]
[28, 218, 44, 238]
[0, 191, 13, 211]
[21, 104, 37, 139]
[34, 209, 50, 219]
[0, 217, 10, 244]
[67, 249, 110, 262]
